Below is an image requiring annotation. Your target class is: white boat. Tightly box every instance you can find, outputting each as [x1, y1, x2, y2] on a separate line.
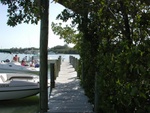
[0, 61, 39, 73]
[0, 50, 39, 73]
[0, 73, 39, 100]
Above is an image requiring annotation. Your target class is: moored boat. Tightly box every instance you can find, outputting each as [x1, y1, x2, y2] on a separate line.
[0, 61, 39, 73]
[0, 73, 39, 100]
[0, 50, 40, 73]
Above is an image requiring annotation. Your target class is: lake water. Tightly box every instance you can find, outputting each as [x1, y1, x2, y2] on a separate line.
[0, 53, 79, 113]
[0, 53, 80, 62]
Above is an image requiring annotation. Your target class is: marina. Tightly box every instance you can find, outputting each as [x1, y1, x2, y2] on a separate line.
[0, 54, 85, 113]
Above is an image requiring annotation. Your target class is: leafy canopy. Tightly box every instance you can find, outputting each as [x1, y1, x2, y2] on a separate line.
[0, 0, 40, 26]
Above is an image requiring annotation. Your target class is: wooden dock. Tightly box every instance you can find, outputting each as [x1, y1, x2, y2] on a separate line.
[47, 60, 94, 113]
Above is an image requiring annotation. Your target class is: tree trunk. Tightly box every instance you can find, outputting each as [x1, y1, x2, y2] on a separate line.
[39, 0, 49, 112]
[120, 1, 132, 46]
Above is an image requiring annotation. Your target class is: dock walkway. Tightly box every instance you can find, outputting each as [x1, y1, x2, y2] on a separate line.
[47, 60, 94, 113]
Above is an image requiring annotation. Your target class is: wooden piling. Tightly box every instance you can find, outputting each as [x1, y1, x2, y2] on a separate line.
[50, 63, 55, 91]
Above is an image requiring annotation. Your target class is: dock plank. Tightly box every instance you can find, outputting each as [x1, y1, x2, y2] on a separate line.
[47, 60, 94, 113]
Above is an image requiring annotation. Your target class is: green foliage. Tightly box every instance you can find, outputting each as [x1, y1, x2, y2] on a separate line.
[0, 45, 78, 54]
[51, 22, 81, 44]
[49, 45, 78, 54]
[97, 41, 150, 113]
[1, 47, 39, 54]
[94, 1, 149, 112]
[52, 0, 150, 112]
[0, 0, 40, 26]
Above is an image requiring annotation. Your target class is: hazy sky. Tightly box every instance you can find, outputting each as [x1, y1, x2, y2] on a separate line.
[0, 1, 71, 49]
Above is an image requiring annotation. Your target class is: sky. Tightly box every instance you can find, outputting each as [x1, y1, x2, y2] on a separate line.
[0, 1, 73, 49]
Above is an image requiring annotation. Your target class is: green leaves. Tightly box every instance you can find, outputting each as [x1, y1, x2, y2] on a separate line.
[97, 42, 150, 112]
[1, 0, 40, 27]
[51, 22, 81, 45]
[51, 0, 150, 112]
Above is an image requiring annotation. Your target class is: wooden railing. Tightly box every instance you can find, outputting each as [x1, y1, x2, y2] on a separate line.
[49, 56, 61, 94]
[69, 56, 79, 77]
[49, 55, 79, 93]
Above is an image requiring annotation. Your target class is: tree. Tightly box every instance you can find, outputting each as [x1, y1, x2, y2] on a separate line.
[52, 0, 150, 112]
[39, 0, 49, 112]
[52, 0, 102, 104]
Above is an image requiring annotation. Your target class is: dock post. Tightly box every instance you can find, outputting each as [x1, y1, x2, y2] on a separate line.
[94, 72, 99, 113]
[50, 63, 55, 93]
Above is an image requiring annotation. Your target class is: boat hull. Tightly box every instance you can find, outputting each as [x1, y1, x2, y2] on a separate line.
[0, 88, 39, 100]
[0, 80, 39, 100]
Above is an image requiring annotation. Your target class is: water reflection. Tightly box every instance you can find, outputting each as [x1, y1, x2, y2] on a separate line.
[0, 95, 39, 113]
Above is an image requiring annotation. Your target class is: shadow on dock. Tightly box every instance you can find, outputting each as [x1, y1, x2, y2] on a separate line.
[47, 61, 94, 113]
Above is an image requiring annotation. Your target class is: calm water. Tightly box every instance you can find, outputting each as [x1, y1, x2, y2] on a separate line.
[0, 53, 79, 113]
[0, 96, 39, 113]
[0, 53, 80, 62]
